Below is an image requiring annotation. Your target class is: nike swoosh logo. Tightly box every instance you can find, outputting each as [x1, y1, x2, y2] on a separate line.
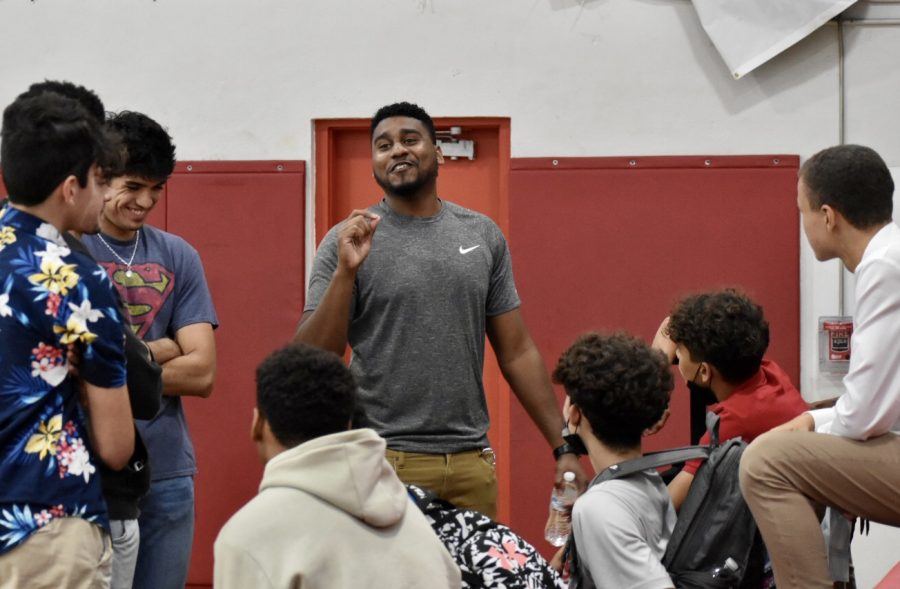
[459, 245, 481, 254]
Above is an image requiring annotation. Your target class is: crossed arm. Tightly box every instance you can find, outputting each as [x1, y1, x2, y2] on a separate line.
[147, 322, 217, 398]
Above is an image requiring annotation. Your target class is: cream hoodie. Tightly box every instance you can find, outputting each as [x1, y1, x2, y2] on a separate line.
[214, 428, 461, 588]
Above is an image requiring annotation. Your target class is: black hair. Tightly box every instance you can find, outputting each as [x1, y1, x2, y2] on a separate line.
[553, 332, 672, 452]
[370, 101, 436, 143]
[19, 80, 105, 122]
[666, 288, 769, 384]
[106, 111, 176, 181]
[256, 343, 357, 447]
[800, 144, 893, 230]
[1, 93, 122, 206]
[350, 404, 371, 430]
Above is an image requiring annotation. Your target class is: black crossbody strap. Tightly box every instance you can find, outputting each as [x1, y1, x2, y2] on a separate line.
[589, 413, 722, 488]
[706, 411, 721, 446]
[589, 446, 711, 487]
[565, 412, 723, 589]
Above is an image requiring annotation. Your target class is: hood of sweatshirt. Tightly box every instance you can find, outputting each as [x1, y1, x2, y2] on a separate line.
[259, 428, 408, 528]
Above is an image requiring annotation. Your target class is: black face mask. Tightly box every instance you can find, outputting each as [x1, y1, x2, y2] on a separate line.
[687, 380, 718, 407]
[562, 422, 589, 456]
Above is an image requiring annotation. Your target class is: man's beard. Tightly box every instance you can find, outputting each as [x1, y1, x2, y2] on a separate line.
[375, 161, 438, 200]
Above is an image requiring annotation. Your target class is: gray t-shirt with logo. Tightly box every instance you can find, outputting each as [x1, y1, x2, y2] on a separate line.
[305, 199, 520, 453]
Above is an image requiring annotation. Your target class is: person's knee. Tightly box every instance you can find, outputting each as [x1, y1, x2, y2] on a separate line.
[739, 431, 789, 498]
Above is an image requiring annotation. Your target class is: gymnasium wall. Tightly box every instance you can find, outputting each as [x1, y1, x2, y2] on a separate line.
[4, 0, 898, 403]
[2, 0, 900, 585]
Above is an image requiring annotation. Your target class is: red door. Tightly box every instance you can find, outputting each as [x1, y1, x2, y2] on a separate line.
[314, 118, 518, 523]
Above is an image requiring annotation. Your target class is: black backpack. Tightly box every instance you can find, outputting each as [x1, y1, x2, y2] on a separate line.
[567, 413, 765, 589]
[406, 484, 567, 589]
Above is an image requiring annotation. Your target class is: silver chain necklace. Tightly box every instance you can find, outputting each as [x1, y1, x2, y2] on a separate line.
[96, 229, 141, 278]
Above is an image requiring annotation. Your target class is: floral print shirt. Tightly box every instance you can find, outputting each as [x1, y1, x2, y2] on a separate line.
[0, 206, 127, 555]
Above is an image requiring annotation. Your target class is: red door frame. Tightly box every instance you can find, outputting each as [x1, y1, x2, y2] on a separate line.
[313, 118, 514, 522]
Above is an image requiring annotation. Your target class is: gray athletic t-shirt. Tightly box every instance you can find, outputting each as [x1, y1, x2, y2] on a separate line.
[304, 199, 520, 453]
[572, 471, 676, 589]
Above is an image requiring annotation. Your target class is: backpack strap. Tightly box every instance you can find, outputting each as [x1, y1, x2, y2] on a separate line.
[566, 412, 723, 588]
[588, 413, 722, 489]
[590, 446, 709, 486]
[705, 411, 721, 447]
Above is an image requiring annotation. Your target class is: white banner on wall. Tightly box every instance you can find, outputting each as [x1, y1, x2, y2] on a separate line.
[691, 0, 858, 79]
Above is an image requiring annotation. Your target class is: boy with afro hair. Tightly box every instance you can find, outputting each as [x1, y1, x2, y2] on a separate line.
[555, 332, 675, 589]
[652, 289, 807, 511]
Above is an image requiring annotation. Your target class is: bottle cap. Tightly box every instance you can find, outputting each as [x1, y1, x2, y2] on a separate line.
[563, 471, 576, 482]
[725, 557, 739, 571]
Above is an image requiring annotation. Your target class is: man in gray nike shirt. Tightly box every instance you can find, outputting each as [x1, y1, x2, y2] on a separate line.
[295, 102, 585, 518]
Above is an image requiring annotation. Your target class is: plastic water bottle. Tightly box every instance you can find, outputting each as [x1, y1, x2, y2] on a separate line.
[711, 557, 740, 586]
[544, 471, 578, 546]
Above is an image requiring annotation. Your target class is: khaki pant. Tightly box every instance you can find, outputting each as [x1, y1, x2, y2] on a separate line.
[386, 447, 498, 518]
[739, 430, 900, 589]
[0, 517, 112, 589]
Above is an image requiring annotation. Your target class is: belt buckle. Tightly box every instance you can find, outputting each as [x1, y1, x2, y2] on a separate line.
[480, 447, 496, 467]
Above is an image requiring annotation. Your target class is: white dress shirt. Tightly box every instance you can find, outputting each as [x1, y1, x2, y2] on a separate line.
[809, 222, 900, 439]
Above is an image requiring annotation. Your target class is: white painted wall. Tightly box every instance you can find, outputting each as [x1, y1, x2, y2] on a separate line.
[1, 0, 897, 583]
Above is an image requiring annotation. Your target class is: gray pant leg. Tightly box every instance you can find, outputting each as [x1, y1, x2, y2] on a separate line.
[109, 519, 140, 589]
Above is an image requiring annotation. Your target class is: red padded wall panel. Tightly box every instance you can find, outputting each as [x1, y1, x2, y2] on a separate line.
[163, 161, 305, 587]
[145, 185, 166, 231]
[508, 155, 800, 558]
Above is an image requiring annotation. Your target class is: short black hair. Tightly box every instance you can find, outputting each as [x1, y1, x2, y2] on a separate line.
[666, 289, 769, 384]
[800, 144, 893, 230]
[256, 343, 357, 447]
[19, 80, 105, 123]
[370, 101, 436, 143]
[106, 111, 176, 181]
[1, 93, 121, 206]
[553, 332, 672, 452]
